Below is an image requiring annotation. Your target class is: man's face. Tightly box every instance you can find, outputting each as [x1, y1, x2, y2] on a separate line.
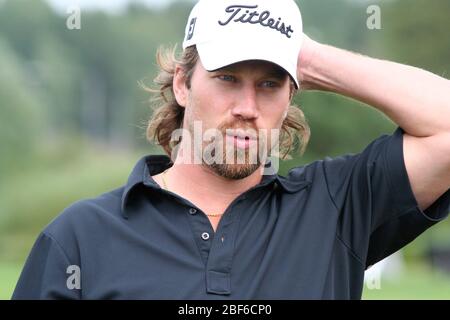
[175, 59, 292, 179]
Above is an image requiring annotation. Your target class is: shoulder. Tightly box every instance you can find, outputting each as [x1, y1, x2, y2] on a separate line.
[293, 129, 404, 179]
[282, 157, 339, 183]
[42, 187, 125, 249]
[281, 130, 403, 201]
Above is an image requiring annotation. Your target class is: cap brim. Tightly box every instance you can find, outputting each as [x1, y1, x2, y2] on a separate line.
[195, 39, 300, 89]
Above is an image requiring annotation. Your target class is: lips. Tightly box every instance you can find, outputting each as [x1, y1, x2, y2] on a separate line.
[225, 130, 257, 149]
[225, 129, 257, 141]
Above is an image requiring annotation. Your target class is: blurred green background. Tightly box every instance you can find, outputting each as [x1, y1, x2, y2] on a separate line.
[0, 0, 449, 299]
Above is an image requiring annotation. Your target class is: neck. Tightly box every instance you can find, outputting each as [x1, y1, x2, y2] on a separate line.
[167, 145, 265, 198]
[169, 163, 263, 198]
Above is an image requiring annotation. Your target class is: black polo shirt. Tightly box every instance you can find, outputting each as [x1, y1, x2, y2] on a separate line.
[13, 128, 450, 299]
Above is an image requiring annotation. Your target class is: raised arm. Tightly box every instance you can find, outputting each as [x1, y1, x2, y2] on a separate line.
[298, 35, 450, 210]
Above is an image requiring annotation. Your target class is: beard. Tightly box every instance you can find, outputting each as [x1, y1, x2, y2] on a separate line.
[190, 120, 269, 180]
[207, 145, 262, 180]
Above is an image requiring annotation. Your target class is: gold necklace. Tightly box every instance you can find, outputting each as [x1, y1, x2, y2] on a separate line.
[161, 169, 169, 190]
[161, 169, 223, 218]
[205, 213, 223, 217]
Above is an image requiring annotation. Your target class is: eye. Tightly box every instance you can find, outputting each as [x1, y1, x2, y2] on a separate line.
[261, 80, 279, 88]
[217, 75, 236, 82]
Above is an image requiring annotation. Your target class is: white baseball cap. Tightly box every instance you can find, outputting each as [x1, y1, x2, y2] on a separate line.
[182, 0, 303, 89]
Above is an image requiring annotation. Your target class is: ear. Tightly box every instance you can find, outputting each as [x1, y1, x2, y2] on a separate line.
[173, 65, 189, 108]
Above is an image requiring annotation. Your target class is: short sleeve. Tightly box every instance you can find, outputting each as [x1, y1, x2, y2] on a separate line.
[12, 232, 81, 300]
[323, 127, 450, 268]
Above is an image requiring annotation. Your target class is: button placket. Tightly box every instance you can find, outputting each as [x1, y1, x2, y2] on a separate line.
[204, 203, 244, 296]
[185, 206, 215, 265]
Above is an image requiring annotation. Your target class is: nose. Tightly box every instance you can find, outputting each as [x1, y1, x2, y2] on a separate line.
[230, 85, 259, 120]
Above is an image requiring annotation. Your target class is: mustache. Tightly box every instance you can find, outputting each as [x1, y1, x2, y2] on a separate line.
[217, 120, 259, 135]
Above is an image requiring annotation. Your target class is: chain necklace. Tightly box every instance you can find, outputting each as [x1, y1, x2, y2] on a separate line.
[161, 169, 223, 218]
[161, 169, 169, 190]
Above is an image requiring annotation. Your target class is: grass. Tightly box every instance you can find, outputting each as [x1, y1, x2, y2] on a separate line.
[0, 263, 21, 300]
[362, 263, 450, 299]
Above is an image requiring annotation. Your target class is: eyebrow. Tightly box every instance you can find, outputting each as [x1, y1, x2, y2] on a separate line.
[266, 69, 289, 80]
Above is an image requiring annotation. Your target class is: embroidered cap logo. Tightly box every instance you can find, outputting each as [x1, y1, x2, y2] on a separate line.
[218, 5, 294, 39]
[187, 17, 197, 41]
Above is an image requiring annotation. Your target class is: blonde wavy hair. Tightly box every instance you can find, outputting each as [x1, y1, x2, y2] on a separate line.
[144, 45, 310, 160]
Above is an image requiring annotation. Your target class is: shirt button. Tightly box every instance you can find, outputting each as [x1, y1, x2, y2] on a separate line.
[189, 208, 197, 215]
[201, 232, 210, 241]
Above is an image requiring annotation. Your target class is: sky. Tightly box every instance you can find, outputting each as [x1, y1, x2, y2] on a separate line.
[44, 0, 194, 14]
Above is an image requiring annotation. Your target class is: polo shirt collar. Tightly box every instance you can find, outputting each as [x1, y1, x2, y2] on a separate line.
[121, 155, 172, 217]
[121, 155, 310, 218]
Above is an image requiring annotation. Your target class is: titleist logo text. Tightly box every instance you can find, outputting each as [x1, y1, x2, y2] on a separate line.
[218, 5, 294, 38]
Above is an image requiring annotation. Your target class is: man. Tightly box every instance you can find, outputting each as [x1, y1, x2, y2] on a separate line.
[13, 0, 450, 299]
